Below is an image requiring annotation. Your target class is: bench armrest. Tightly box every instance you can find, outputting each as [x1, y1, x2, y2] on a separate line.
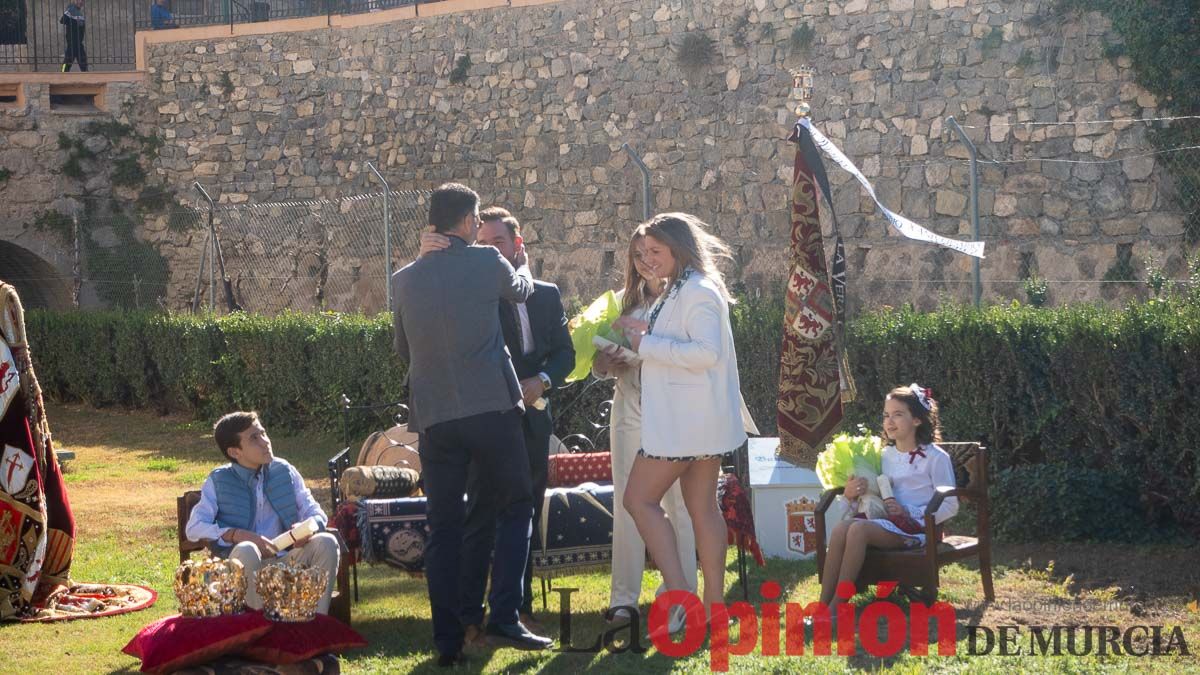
[815, 487, 844, 516]
[923, 485, 966, 519]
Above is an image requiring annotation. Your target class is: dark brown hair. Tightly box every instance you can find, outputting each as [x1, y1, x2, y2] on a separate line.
[480, 207, 520, 241]
[429, 183, 479, 233]
[883, 386, 942, 446]
[213, 411, 259, 460]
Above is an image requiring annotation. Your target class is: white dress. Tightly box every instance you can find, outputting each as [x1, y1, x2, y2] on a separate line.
[596, 299, 697, 609]
[865, 444, 959, 547]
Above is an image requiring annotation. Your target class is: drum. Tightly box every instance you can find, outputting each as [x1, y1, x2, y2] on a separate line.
[356, 424, 421, 475]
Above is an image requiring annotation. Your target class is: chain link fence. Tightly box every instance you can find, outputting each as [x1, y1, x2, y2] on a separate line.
[186, 190, 429, 315]
[3, 126, 1196, 314]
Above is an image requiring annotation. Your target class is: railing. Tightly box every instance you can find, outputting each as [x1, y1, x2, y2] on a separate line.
[131, 0, 426, 30]
[0, 0, 438, 72]
[0, 1, 140, 71]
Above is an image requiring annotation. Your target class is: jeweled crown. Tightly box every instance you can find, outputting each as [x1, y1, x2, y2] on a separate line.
[258, 562, 328, 622]
[174, 557, 247, 617]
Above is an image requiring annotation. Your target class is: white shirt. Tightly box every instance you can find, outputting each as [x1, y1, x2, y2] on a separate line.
[185, 462, 327, 551]
[516, 302, 535, 356]
[881, 444, 959, 525]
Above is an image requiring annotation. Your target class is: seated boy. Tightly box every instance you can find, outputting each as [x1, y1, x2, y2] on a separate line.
[185, 411, 340, 614]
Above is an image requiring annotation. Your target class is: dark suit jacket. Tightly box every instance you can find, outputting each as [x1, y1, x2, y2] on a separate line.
[508, 281, 574, 387]
[390, 237, 533, 433]
[506, 280, 574, 440]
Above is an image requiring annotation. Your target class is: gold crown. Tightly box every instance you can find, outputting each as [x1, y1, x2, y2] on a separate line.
[786, 496, 818, 514]
[258, 562, 328, 622]
[174, 557, 247, 617]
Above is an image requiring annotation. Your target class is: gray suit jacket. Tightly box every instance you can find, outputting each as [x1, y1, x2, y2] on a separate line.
[390, 236, 534, 433]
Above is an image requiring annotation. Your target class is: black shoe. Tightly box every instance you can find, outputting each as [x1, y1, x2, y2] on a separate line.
[437, 651, 466, 667]
[485, 622, 554, 651]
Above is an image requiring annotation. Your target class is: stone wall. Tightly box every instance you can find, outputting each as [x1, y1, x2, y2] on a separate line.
[0, 80, 156, 308]
[129, 0, 1191, 311]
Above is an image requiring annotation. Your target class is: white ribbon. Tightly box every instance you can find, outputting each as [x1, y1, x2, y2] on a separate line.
[799, 118, 986, 259]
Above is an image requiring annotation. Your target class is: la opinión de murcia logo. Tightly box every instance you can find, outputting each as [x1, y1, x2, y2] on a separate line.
[554, 582, 1191, 671]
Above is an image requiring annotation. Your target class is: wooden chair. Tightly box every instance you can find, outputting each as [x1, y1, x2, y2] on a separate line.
[177, 491, 353, 625]
[814, 441, 995, 604]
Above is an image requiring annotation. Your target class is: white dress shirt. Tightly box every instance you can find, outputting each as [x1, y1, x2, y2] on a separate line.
[881, 444, 959, 524]
[185, 461, 327, 552]
[516, 302, 535, 356]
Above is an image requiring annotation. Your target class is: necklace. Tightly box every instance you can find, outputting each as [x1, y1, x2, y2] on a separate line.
[646, 268, 692, 335]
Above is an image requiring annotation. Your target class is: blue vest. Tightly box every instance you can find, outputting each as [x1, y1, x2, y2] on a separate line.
[209, 459, 299, 558]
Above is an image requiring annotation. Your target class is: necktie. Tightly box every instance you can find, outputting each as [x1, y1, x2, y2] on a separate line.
[907, 447, 927, 464]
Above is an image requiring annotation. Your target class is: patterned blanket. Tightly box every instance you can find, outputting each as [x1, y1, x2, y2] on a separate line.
[358, 484, 615, 578]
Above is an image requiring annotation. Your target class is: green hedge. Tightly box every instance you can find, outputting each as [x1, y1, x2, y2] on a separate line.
[991, 463, 1153, 543]
[844, 298, 1200, 536]
[24, 293, 1200, 534]
[27, 311, 406, 434]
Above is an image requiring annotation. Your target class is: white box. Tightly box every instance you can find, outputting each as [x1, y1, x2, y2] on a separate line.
[747, 437, 826, 560]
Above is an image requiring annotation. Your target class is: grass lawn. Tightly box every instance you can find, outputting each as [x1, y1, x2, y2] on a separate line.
[2, 403, 1199, 673]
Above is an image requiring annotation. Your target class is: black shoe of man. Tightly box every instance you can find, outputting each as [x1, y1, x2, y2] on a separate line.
[436, 651, 466, 668]
[484, 621, 554, 651]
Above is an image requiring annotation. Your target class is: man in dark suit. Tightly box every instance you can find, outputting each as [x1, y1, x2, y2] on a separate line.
[417, 207, 575, 641]
[391, 184, 553, 667]
[459, 208, 574, 642]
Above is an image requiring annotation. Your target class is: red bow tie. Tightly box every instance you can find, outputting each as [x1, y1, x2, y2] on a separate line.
[907, 448, 926, 464]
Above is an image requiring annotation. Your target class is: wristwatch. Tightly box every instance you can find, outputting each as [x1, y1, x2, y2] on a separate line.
[537, 372, 552, 390]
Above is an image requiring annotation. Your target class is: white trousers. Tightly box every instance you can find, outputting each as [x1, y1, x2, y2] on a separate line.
[608, 425, 698, 610]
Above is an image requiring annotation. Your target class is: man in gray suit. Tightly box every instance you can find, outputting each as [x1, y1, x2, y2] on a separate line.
[391, 183, 553, 666]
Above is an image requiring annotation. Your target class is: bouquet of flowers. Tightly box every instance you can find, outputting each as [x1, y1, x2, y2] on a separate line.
[565, 290, 630, 382]
[815, 432, 888, 520]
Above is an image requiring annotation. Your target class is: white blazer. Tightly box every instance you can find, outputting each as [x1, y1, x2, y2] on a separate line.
[636, 271, 758, 457]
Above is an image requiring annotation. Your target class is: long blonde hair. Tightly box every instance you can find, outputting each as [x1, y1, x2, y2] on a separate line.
[619, 232, 655, 315]
[634, 212, 735, 303]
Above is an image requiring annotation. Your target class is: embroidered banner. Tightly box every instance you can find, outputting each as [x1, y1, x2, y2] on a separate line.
[798, 118, 986, 259]
[0, 283, 74, 620]
[777, 123, 844, 467]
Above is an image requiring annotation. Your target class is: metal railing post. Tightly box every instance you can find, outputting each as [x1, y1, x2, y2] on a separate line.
[945, 117, 982, 308]
[366, 162, 393, 309]
[30, 0, 38, 72]
[620, 143, 652, 221]
[194, 182, 217, 313]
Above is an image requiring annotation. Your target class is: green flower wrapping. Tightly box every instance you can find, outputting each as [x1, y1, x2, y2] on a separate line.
[815, 433, 884, 490]
[565, 290, 628, 382]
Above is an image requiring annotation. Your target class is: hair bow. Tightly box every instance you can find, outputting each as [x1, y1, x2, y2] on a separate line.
[909, 383, 934, 411]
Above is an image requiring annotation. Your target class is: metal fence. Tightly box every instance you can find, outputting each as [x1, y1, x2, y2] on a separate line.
[0, 0, 138, 71]
[0, 0, 444, 71]
[2, 116, 1197, 314]
[187, 189, 429, 315]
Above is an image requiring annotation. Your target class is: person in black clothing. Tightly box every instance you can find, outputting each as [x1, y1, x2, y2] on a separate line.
[419, 207, 575, 645]
[60, 0, 88, 72]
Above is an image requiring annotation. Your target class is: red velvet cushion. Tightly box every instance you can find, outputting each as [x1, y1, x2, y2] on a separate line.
[122, 611, 272, 674]
[547, 451, 612, 488]
[240, 613, 367, 664]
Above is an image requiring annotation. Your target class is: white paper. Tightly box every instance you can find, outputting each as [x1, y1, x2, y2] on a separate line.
[592, 335, 641, 365]
[271, 516, 320, 551]
[877, 475, 894, 501]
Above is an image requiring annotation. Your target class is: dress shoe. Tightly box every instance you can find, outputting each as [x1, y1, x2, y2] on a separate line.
[518, 611, 545, 633]
[485, 621, 554, 651]
[436, 651, 466, 667]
